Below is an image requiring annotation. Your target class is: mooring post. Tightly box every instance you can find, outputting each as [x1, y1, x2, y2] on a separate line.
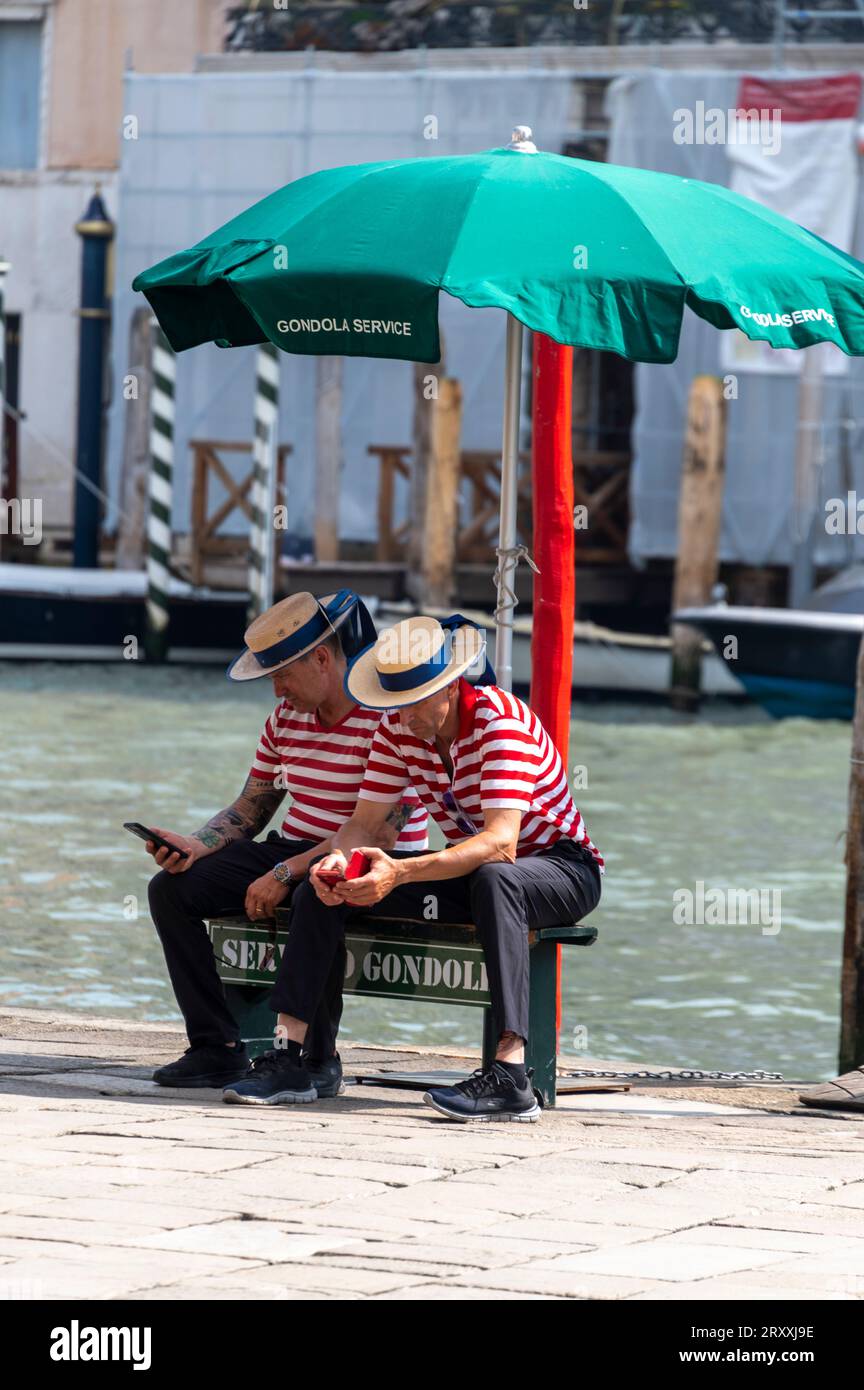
[840, 631, 864, 1071]
[72, 190, 114, 569]
[144, 323, 176, 662]
[314, 355, 342, 564]
[529, 332, 575, 1105]
[789, 346, 824, 609]
[406, 336, 446, 607]
[418, 376, 462, 607]
[117, 306, 154, 570]
[247, 342, 280, 621]
[670, 375, 727, 713]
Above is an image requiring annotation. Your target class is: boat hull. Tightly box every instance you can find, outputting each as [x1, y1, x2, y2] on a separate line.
[0, 564, 246, 662]
[674, 605, 863, 720]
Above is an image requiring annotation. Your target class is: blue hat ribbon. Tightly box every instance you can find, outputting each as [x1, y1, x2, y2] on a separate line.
[346, 613, 496, 695]
[227, 590, 377, 679]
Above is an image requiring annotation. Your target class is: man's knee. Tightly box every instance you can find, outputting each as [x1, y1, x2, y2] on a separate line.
[147, 866, 199, 926]
[291, 879, 314, 907]
[469, 862, 522, 920]
[288, 879, 322, 922]
[148, 868, 179, 918]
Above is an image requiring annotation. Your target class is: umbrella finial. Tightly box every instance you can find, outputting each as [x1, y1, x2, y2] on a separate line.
[508, 125, 537, 153]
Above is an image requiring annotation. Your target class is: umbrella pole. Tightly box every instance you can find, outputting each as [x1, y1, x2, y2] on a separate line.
[494, 312, 524, 691]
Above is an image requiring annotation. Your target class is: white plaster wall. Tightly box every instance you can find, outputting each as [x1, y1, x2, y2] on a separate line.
[1, 168, 118, 531]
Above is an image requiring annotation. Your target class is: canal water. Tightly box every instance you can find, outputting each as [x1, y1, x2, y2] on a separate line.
[0, 662, 849, 1081]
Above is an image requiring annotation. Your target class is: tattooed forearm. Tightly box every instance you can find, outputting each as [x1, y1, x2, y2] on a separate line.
[193, 775, 285, 852]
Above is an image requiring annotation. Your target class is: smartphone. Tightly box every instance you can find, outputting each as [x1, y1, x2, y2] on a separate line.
[317, 851, 371, 889]
[123, 822, 190, 860]
[316, 867, 345, 888]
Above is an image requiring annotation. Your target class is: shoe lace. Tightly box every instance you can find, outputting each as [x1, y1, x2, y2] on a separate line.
[456, 1066, 509, 1099]
[249, 1049, 289, 1075]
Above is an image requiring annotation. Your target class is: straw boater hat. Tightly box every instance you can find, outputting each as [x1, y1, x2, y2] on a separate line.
[227, 591, 360, 681]
[346, 615, 486, 709]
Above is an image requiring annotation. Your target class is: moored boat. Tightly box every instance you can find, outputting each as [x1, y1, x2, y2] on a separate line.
[0, 563, 247, 663]
[674, 602, 863, 720]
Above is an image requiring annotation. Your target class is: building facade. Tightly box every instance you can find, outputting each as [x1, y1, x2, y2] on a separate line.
[0, 0, 225, 543]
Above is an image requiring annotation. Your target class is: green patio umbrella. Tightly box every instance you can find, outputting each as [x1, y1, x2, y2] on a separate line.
[133, 126, 864, 684]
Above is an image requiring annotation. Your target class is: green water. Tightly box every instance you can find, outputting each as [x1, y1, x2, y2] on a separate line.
[0, 663, 850, 1081]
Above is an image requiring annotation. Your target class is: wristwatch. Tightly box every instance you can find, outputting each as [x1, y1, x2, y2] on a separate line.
[272, 862, 296, 886]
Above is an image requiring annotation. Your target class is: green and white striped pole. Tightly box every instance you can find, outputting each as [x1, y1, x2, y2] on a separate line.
[145, 323, 176, 661]
[247, 341, 280, 621]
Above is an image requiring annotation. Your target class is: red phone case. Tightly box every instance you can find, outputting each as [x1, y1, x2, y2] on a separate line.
[317, 852, 370, 888]
[345, 851, 371, 880]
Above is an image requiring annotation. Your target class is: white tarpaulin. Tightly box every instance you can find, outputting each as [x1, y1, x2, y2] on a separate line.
[608, 69, 864, 569]
[106, 69, 574, 543]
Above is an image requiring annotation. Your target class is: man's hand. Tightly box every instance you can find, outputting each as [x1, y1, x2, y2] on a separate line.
[310, 850, 348, 906]
[335, 846, 402, 907]
[245, 870, 290, 921]
[145, 828, 204, 875]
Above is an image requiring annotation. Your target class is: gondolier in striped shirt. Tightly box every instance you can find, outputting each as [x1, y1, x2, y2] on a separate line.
[142, 591, 427, 1094]
[226, 614, 603, 1122]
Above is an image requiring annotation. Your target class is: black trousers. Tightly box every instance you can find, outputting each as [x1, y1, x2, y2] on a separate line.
[270, 839, 602, 1045]
[148, 835, 343, 1057]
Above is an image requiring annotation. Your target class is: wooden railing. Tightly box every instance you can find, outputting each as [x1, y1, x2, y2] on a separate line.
[458, 449, 532, 562]
[188, 439, 292, 585]
[182, 437, 630, 582]
[367, 445, 411, 563]
[572, 448, 630, 564]
[369, 445, 630, 566]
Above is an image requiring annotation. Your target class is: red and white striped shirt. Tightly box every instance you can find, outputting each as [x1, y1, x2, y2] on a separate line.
[358, 681, 604, 869]
[250, 700, 428, 848]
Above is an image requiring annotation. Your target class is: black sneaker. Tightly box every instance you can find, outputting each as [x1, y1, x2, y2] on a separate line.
[153, 1043, 251, 1089]
[423, 1063, 541, 1123]
[302, 1052, 344, 1099]
[222, 1049, 317, 1106]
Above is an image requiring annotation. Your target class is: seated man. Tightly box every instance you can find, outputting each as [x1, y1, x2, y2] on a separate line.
[225, 614, 603, 1123]
[142, 590, 427, 1093]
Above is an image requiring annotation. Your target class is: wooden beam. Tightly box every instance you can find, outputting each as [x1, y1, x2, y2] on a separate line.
[670, 376, 727, 713]
[315, 355, 342, 563]
[407, 339, 445, 605]
[116, 307, 153, 570]
[419, 377, 463, 607]
[190, 443, 206, 585]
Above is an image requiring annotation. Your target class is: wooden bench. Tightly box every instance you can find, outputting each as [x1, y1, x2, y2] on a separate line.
[208, 910, 597, 1106]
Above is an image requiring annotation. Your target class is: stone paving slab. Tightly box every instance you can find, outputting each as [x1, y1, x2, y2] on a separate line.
[523, 1242, 793, 1282]
[1, 1006, 863, 1301]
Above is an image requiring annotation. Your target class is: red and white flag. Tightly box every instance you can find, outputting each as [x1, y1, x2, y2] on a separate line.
[724, 73, 862, 375]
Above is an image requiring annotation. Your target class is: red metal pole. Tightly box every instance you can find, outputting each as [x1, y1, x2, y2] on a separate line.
[529, 332, 575, 1041]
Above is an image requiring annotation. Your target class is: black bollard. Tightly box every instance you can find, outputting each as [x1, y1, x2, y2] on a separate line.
[72, 189, 114, 568]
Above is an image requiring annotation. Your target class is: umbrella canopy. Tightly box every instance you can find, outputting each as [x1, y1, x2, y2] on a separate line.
[134, 137, 864, 365]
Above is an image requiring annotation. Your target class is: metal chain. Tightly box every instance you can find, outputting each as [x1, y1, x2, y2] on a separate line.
[563, 1068, 785, 1082]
